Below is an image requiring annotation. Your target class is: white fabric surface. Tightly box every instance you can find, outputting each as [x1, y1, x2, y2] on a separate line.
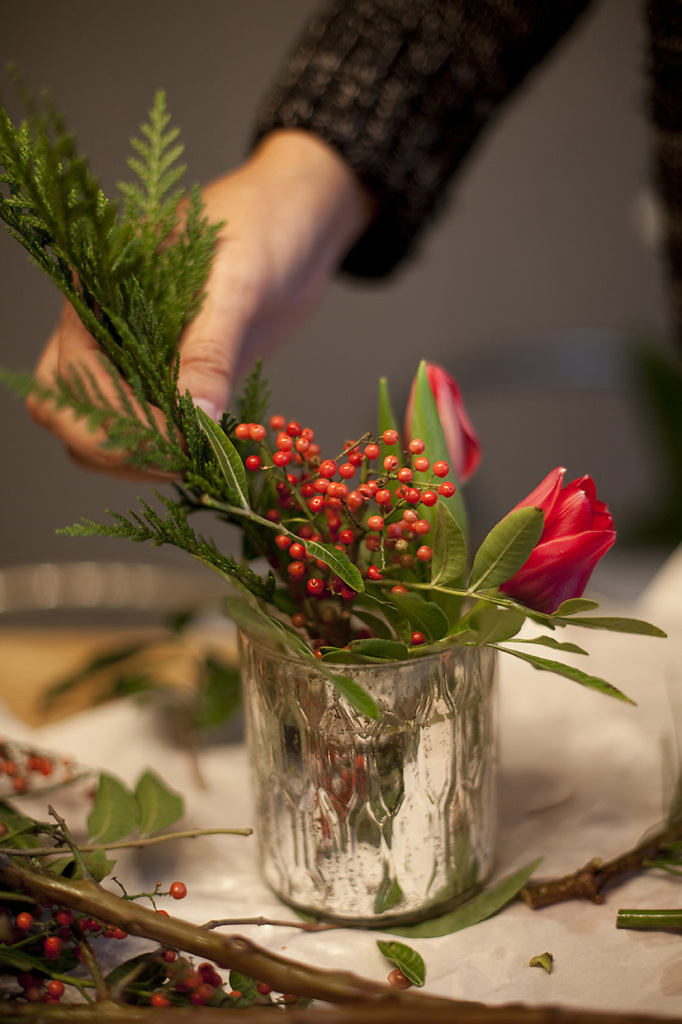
[2, 549, 682, 1016]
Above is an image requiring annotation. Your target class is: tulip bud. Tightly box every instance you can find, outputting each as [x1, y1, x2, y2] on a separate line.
[499, 467, 616, 614]
[404, 362, 480, 482]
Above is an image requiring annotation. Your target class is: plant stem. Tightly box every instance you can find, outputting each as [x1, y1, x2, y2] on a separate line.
[521, 820, 682, 909]
[616, 908, 682, 930]
[1, 827, 252, 858]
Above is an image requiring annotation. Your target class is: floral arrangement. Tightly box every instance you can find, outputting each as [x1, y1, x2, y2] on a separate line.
[0, 86, 664, 720]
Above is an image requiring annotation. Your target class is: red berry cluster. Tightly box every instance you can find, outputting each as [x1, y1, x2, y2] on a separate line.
[1, 880, 305, 1010]
[0, 740, 72, 795]
[233, 418, 456, 649]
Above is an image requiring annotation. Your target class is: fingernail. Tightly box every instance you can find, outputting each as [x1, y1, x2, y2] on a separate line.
[193, 398, 223, 422]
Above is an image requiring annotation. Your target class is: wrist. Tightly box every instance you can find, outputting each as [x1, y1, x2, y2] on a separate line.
[249, 129, 376, 267]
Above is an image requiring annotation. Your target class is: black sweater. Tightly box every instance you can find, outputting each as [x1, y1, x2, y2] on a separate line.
[255, 0, 682, 343]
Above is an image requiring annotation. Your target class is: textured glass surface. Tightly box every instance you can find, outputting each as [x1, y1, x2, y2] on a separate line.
[240, 634, 498, 925]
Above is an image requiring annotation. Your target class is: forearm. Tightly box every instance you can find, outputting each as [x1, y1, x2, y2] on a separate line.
[255, 0, 593, 277]
[246, 128, 376, 276]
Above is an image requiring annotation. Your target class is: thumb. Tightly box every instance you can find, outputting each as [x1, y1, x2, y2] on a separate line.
[176, 293, 246, 422]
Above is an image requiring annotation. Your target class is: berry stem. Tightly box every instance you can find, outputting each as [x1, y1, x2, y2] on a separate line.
[1, 827, 252, 859]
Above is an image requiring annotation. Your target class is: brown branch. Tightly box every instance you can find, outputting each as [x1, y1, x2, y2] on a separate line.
[521, 819, 682, 909]
[1, 854, 680, 1024]
[0, 996, 680, 1023]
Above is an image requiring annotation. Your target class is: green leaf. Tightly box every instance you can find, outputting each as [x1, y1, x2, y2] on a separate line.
[495, 646, 635, 703]
[135, 771, 184, 837]
[106, 951, 167, 992]
[508, 635, 588, 655]
[196, 406, 249, 508]
[228, 971, 259, 1003]
[87, 773, 140, 844]
[430, 500, 467, 586]
[329, 673, 382, 720]
[386, 590, 449, 642]
[407, 361, 468, 536]
[0, 801, 44, 850]
[376, 940, 425, 987]
[303, 538, 364, 593]
[463, 603, 527, 645]
[348, 638, 410, 661]
[388, 858, 542, 938]
[553, 615, 666, 637]
[351, 608, 394, 641]
[357, 591, 411, 644]
[554, 598, 600, 615]
[377, 376, 399, 435]
[374, 875, 404, 915]
[80, 849, 118, 882]
[529, 952, 554, 973]
[469, 506, 544, 592]
[228, 596, 381, 720]
[195, 659, 241, 729]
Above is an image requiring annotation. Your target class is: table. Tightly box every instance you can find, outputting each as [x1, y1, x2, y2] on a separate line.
[1, 551, 682, 1018]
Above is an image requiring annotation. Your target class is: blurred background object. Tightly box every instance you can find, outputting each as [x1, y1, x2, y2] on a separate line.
[0, 0, 675, 596]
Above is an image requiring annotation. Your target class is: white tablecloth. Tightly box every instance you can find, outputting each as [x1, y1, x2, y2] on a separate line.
[2, 550, 682, 1018]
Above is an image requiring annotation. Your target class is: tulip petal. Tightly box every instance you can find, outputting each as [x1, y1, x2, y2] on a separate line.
[425, 363, 481, 482]
[500, 529, 616, 613]
[511, 467, 565, 519]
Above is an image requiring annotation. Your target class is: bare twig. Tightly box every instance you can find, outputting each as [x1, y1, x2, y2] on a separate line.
[1, 854, 679, 1024]
[521, 820, 682, 909]
[0, 995, 680, 1023]
[1, 826, 252, 857]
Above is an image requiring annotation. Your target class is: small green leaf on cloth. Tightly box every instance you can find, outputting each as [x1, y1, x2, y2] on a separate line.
[388, 858, 542, 938]
[529, 952, 554, 973]
[376, 940, 425, 987]
[87, 773, 140, 844]
[135, 770, 184, 837]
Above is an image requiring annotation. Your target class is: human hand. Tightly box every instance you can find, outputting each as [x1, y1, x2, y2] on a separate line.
[27, 129, 375, 477]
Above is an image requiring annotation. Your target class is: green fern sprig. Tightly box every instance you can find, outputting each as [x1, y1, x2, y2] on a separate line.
[61, 494, 276, 603]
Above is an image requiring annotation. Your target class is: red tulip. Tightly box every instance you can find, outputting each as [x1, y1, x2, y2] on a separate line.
[499, 466, 616, 614]
[404, 363, 480, 482]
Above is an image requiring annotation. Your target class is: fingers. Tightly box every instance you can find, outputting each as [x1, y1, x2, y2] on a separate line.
[174, 246, 250, 421]
[27, 301, 173, 481]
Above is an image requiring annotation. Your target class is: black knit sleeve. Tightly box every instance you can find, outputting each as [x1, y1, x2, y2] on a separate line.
[254, 0, 592, 277]
[646, 0, 682, 349]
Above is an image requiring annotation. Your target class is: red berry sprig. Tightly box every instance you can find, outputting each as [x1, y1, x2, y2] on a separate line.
[231, 416, 456, 649]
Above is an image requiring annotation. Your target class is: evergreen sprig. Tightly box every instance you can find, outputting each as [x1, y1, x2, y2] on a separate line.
[0, 81, 219, 427]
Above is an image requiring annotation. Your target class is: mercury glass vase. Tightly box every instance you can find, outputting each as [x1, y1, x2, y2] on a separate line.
[239, 632, 498, 926]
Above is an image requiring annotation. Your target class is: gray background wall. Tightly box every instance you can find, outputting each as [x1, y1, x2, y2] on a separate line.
[0, 0, 672, 579]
